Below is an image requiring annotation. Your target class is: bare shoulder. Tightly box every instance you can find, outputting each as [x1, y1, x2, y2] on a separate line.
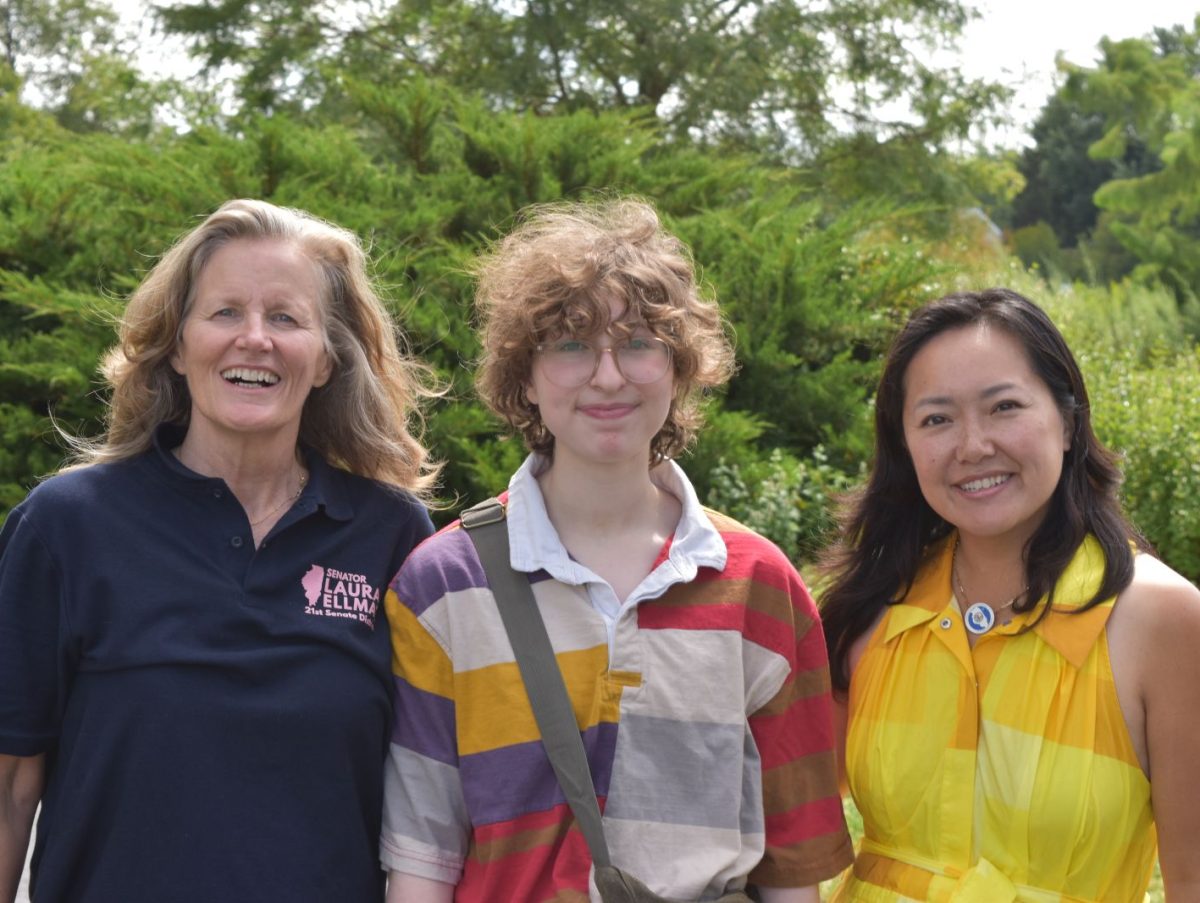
[1107, 555, 1200, 775]
[1109, 554, 1200, 694]
[1132, 553, 1200, 596]
[1110, 554, 1200, 639]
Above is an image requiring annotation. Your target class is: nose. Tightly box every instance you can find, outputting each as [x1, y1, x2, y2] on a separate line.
[235, 312, 271, 351]
[955, 418, 994, 463]
[589, 345, 627, 389]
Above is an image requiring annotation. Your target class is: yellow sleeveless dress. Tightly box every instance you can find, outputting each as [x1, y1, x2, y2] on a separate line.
[831, 534, 1156, 902]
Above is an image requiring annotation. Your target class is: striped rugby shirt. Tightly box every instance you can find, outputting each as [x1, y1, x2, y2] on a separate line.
[380, 456, 852, 900]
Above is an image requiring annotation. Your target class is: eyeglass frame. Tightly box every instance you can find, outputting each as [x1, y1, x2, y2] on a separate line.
[532, 334, 674, 388]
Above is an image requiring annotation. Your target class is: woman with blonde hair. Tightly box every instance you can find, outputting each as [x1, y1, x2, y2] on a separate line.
[0, 199, 438, 902]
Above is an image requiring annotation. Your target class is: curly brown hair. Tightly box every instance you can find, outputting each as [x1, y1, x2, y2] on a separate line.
[474, 198, 735, 464]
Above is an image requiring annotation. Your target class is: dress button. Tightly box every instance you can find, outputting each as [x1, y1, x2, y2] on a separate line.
[940, 617, 953, 629]
[231, 536, 244, 548]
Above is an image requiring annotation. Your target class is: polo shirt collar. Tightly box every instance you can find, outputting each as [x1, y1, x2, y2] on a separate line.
[884, 532, 1115, 669]
[504, 454, 727, 584]
[150, 423, 354, 522]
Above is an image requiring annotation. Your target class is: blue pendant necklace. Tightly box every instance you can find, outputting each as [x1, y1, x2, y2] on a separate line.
[952, 539, 1026, 636]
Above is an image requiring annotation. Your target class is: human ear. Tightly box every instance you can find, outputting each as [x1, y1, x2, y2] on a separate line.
[312, 350, 333, 389]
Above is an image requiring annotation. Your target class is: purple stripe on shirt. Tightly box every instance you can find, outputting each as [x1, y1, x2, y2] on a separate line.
[460, 720, 618, 827]
[392, 676, 458, 765]
[393, 526, 555, 617]
[392, 528, 488, 616]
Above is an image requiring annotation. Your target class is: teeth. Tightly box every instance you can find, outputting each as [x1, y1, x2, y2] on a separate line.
[961, 475, 1009, 492]
[222, 368, 279, 386]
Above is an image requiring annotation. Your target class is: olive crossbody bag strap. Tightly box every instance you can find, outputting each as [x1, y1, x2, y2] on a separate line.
[459, 497, 614, 869]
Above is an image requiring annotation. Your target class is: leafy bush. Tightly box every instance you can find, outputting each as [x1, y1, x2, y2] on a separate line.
[0, 88, 949, 523]
[1031, 278, 1200, 581]
[1010, 222, 1069, 278]
[1043, 279, 1195, 360]
[706, 446, 861, 566]
[683, 197, 944, 462]
[1085, 347, 1200, 582]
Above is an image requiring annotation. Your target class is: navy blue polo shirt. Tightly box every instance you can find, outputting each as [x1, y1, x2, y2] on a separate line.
[0, 426, 434, 902]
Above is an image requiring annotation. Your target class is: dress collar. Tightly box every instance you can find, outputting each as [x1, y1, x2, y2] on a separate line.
[883, 532, 1117, 668]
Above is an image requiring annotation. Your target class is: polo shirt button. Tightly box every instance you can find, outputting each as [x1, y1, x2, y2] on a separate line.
[212, 488, 223, 498]
[940, 617, 952, 629]
[230, 536, 244, 548]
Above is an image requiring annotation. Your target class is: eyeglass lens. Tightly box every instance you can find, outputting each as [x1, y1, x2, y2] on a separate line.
[538, 336, 671, 387]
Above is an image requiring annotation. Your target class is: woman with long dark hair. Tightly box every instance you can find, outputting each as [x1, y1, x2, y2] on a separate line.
[822, 288, 1200, 900]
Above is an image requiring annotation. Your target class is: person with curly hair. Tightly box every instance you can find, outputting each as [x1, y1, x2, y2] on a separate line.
[380, 198, 852, 902]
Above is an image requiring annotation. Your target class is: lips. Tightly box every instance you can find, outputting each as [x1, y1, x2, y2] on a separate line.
[579, 403, 636, 420]
[221, 367, 280, 387]
[958, 474, 1011, 493]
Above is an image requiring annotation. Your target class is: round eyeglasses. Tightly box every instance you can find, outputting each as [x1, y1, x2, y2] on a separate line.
[534, 335, 673, 388]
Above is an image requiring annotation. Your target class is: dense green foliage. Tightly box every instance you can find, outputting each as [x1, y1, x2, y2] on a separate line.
[1041, 278, 1200, 580]
[1, 1, 1199, 586]
[0, 81, 946, 524]
[708, 446, 862, 564]
[1009, 20, 1200, 306]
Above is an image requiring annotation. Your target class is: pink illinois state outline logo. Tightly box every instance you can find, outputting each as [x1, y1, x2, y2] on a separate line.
[301, 564, 381, 629]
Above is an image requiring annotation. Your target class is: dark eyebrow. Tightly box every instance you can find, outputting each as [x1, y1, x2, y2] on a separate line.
[911, 395, 952, 411]
[980, 382, 1020, 399]
[911, 382, 1021, 411]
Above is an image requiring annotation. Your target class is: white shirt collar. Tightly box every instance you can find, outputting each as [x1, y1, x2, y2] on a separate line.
[504, 454, 727, 593]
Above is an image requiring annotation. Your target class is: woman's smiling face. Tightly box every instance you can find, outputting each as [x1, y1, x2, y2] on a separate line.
[901, 322, 1071, 547]
[171, 238, 332, 449]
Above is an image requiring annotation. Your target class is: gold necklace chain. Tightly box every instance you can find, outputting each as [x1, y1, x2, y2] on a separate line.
[248, 472, 308, 527]
[951, 537, 1027, 615]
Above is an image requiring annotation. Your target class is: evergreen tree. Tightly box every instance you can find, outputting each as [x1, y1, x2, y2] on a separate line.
[0, 82, 948, 516]
[1063, 23, 1200, 306]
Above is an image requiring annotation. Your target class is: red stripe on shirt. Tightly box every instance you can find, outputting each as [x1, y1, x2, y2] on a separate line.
[750, 693, 837, 768]
[765, 797, 851, 846]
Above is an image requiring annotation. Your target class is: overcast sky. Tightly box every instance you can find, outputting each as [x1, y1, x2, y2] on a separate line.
[956, 0, 1197, 144]
[111, 0, 1198, 147]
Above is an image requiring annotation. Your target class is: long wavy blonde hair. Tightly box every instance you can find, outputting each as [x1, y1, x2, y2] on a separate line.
[68, 198, 439, 499]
